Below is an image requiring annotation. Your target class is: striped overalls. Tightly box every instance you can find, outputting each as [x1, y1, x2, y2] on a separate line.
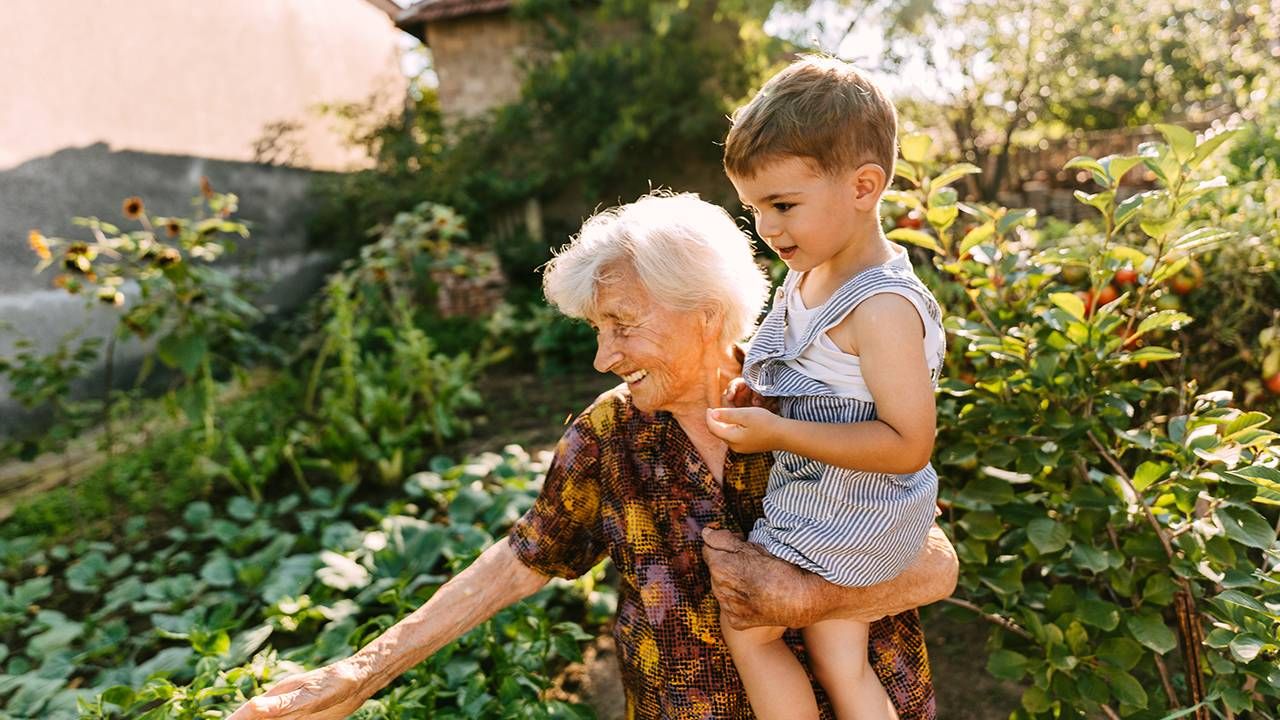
[742, 253, 945, 587]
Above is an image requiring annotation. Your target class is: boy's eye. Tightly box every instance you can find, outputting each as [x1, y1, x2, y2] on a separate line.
[773, 202, 794, 212]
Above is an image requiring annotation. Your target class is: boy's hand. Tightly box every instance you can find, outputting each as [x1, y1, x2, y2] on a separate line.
[706, 406, 783, 453]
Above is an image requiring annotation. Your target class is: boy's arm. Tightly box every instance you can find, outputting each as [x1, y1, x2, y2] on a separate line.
[708, 293, 936, 475]
[702, 524, 958, 628]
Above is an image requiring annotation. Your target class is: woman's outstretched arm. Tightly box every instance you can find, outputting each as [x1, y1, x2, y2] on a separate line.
[227, 538, 550, 720]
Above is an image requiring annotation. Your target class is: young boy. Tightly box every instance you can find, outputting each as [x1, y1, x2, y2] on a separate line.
[706, 56, 945, 720]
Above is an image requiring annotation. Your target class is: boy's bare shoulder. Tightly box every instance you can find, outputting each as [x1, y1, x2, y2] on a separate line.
[827, 292, 924, 356]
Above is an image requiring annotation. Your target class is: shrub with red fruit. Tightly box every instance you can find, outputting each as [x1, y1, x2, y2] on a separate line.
[885, 127, 1279, 717]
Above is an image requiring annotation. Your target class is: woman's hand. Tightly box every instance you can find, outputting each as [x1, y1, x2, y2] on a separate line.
[705, 406, 784, 454]
[700, 527, 827, 629]
[720, 377, 779, 412]
[701, 525, 958, 628]
[226, 659, 368, 720]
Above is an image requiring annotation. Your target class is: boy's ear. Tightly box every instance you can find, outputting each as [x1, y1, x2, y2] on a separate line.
[850, 162, 889, 211]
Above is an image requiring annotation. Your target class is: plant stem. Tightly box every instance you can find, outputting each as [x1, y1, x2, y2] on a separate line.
[941, 597, 1033, 640]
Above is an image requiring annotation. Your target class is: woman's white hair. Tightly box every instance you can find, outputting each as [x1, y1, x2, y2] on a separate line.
[543, 191, 770, 347]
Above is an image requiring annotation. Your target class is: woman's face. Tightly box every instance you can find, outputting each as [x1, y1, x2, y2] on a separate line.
[587, 268, 712, 415]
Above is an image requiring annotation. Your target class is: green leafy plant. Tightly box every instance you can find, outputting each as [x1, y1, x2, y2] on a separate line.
[886, 127, 1279, 717]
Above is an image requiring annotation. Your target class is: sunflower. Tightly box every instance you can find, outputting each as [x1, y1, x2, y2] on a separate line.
[164, 219, 181, 237]
[155, 247, 182, 267]
[27, 230, 51, 261]
[122, 196, 145, 219]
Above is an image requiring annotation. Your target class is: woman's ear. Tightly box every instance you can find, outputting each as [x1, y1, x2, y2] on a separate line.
[851, 163, 889, 211]
[702, 308, 724, 342]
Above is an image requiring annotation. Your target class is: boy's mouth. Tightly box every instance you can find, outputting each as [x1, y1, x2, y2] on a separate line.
[775, 245, 797, 260]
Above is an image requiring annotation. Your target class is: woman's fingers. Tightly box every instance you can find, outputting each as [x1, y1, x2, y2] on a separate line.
[227, 666, 358, 720]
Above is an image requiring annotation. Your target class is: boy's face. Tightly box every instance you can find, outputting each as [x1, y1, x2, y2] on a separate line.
[728, 156, 871, 274]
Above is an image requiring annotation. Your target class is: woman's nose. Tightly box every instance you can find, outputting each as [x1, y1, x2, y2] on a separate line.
[593, 335, 619, 373]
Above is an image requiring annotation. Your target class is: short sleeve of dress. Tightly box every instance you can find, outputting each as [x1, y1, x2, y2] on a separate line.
[507, 411, 610, 579]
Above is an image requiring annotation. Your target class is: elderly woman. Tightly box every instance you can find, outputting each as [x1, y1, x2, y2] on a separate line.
[228, 193, 957, 720]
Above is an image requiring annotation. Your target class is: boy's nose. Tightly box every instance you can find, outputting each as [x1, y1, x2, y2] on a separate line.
[755, 216, 781, 241]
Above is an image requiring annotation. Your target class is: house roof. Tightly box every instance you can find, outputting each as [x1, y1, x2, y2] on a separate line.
[397, 0, 512, 33]
[362, 0, 404, 19]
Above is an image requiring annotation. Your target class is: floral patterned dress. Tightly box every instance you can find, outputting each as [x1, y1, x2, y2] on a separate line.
[508, 384, 937, 719]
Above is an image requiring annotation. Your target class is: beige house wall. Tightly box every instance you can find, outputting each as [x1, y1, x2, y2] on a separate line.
[0, 0, 409, 172]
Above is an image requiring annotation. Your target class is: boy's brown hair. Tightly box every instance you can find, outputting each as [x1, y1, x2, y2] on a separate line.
[724, 55, 897, 180]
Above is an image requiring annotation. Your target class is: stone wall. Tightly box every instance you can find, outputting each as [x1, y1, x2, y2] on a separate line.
[425, 13, 538, 119]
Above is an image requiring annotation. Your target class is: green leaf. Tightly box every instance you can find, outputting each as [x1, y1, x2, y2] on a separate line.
[1228, 633, 1265, 662]
[1126, 612, 1177, 653]
[183, 501, 213, 527]
[1216, 504, 1277, 549]
[1064, 155, 1105, 181]
[1099, 154, 1143, 186]
[957, 221, 995, 257]
[1114, 346, 1180, 365]
[317, 550, 370, 591]
[960, 511, 1005, 540]
[1135, 311, 1193, 338]
[986, 649, 1028, 680]
[1221, 465, 1280, 505]
[1021, 686, 1052, 713]
[1187, 129, 1241, 170]
[1132, 461, 1171, 492]
[925, 204, 958, 230]
[881, 190, 922, 211]
[227, 496, 257, 521]
[1050, 292, 1086, 323]
[200, 554, 237, 588]
[1097, 637, 1143, 671]
[1107, 245, 1149, 267]
[156, 333, 208, 377]
[1224, 411, 1270, 438]
[227, 624, 273, 665]
[1074, 189, 1114, 212]
[1171, 227, 1231, 255]
[931, 163, 981, 189]
[1098, 667, 1148, 709]
[1114, 192, 1146, 230]
[1027, 518, 1069, 554]
[1213, 589, 1266, 613]
[1071, 543, 1111, 573]
[1155, 124, 1196, 163]
[100, 686, 136, 707]
[894, 163, 919, 186]
[900, 134, 932, 164]
[995, 208, 1035, 234]
[928, 185, 959, 207]
[887, 227, 943, 254]
[1077, 599, 1120, 630]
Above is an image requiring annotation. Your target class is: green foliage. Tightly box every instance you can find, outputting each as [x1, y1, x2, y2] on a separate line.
[294, 203, 510, 494]
[307, 0, 779, 259]
[0, 327, 103, 460]
[0, 447, 603, 720]
[887, 128, 1279, 716]
[3, 187, 271, 460]
[880, 1, 1278, 198]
